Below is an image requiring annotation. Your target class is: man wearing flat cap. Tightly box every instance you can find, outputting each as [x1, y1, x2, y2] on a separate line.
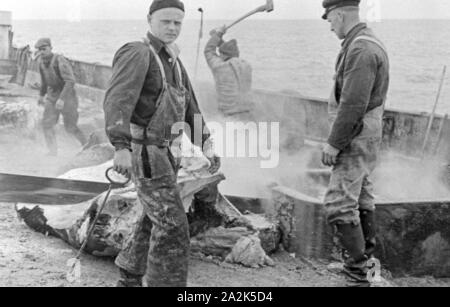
[104, 0, 221, 287]
[205, 26, 254, 117]
[35, 38, 87, 156]
[320, 0, 390, 286]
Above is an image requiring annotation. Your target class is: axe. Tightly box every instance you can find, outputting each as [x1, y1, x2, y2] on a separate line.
[225, 0, 274, 31]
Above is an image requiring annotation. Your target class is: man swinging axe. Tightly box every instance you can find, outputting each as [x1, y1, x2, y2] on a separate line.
[204, 0, 274, 117]
[205, 27, 254, 117]
[104, 0, 221, 287]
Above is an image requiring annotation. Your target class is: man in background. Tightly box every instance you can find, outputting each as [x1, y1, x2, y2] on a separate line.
[205, 26, 254, 117]
[320, 0, 390, 286]
[35, 38, 87, 156]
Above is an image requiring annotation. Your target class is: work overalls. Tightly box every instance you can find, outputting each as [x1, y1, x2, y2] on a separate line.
[115, 40, 190, 287]
[40, 54, 86, 152]
[324, 36, 388, 226]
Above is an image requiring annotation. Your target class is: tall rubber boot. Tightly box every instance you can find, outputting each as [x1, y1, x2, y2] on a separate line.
[360, 210, 377, 259]
[335, 223, 370, 287]
[116, 269, 143, 287]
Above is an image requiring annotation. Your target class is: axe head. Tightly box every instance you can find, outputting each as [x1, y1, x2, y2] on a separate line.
[265, 0, 274, 12]
[198, 8, 203, 13]
[257, 0, 274, 13]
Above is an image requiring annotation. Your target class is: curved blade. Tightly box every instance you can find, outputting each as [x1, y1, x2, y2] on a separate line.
[0, 173, 112, 205]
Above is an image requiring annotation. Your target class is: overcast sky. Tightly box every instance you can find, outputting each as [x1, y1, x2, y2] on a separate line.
[1, 0, 450, 20]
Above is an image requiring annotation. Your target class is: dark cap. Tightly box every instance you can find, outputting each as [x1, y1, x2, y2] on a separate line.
[219, 39, 240, 58]
[35, 38, 52, 49]
[322, 0, 360, 20]
[149, 0, 185, 15]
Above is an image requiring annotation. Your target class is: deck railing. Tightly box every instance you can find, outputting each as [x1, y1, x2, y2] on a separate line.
[8, 46, 450, 162]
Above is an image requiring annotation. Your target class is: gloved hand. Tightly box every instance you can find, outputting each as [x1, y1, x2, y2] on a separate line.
[55, 99, 65, 111]
[209, 25, 227, 38]
[38, 96, 46, 106]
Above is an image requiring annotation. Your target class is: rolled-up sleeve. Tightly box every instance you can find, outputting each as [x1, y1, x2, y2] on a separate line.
[328, 45, 377, 150]
[104, 43, 150, 151]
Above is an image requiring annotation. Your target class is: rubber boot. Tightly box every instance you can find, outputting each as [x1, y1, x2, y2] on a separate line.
[360, 210, 377, 259]
[335, 223, 370, 287]
[116, 269, 143, 287]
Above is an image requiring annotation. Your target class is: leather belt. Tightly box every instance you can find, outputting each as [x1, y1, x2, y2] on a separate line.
[131, 136, 170, 148]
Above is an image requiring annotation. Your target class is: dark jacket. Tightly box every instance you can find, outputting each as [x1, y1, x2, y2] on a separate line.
[39, 53, 77, 104]
[104, 33, 210, 151]
[328, 23, 390, 150]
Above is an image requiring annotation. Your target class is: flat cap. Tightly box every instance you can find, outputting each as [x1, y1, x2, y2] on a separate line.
[322, 0, 360, 20]
[35, 38, 52, 49]
[149, 0, 185, 15]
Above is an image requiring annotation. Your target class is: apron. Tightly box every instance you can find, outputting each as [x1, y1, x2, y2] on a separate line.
[328, 35, 388, 141]
[130, 39, 187, 181]
[41, 54, 64, 103]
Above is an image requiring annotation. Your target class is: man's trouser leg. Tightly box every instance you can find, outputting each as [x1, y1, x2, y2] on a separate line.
[324, 138, 379, 285]
[115, 206, 153, 286]
[115, 176, 190, 288]
[138, 175, 190, 287]
[42, 101, 59, 154]
[62, 102, 87, 146]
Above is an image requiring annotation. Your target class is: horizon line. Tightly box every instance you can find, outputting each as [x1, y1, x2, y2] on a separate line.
[10, 17, 450, 21]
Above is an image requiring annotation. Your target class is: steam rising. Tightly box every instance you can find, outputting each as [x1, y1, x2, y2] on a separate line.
[373, 153, 450, 202]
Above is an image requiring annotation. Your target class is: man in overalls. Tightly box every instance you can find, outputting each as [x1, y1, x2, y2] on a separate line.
[321, 0, 390, 286]
[204, 27, 254, 117]
[103, 0, 221, 287]
[35, 38, 87, 156]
